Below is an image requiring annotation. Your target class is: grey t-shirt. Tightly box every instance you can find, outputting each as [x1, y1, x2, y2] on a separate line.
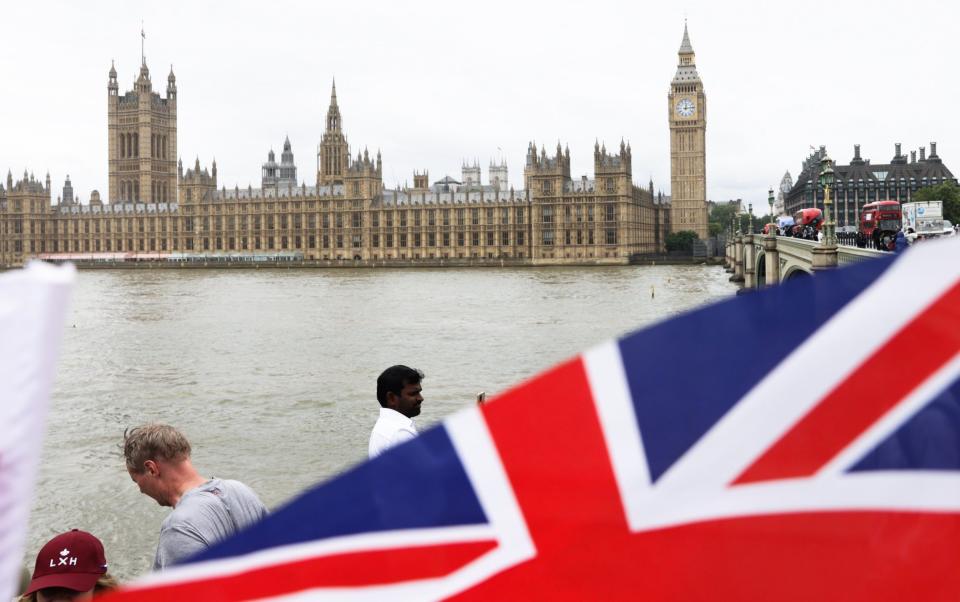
[153, 478, 267, 570]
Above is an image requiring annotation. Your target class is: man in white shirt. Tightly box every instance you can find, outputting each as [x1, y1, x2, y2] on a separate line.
[369, 365, 424, 458]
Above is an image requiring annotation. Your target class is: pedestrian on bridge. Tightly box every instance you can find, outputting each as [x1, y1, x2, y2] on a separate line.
[894, 229, 909, 253]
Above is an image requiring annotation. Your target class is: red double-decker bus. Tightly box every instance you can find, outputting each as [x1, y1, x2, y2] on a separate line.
[857, 201, 901, 249]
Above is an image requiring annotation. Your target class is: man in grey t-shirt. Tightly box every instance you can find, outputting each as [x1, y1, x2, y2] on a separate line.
[123, 424, 267, 570]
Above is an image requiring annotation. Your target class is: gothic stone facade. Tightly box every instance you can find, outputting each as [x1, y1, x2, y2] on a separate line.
[669, 24, 709, 240]
[108, 60, 177, 204]
[1, 64, 670, 268]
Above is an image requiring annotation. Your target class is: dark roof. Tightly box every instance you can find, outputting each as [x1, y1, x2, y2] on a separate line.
[788, 145, 955, 197]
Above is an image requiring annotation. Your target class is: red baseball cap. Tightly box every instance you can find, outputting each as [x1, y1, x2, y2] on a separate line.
[24, 530, 108, 595]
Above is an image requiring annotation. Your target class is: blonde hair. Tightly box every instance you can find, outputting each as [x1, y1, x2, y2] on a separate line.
[18, 573, 119, 601]
[123, 423, 192, 473]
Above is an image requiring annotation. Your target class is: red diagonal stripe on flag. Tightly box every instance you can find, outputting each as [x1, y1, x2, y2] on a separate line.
[102, 540, 496, 601]
[452, 357, 635, 598]
[735, 281, 960, 484]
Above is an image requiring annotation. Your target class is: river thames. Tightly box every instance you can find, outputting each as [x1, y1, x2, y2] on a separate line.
[25, 264, 735, 579]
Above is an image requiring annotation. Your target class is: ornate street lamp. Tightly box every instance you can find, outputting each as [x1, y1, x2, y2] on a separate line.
[818, 154, 836, 245]
[768, 187, 775, 234]
[748, 203, 754, 234]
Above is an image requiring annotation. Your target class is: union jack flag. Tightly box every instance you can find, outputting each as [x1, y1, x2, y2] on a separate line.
[106, 238, 960, 600]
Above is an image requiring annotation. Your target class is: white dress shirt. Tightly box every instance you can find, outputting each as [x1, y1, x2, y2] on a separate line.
[368, 407, 418, 458]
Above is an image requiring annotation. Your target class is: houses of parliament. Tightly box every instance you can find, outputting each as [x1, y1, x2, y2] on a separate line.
[0, 26, 709, 268]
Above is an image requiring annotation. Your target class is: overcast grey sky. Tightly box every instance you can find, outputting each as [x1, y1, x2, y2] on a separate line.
[2, 0, 956, 208]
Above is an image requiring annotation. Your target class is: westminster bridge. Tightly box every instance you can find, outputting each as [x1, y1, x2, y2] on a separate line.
[724, 234, 886, 290]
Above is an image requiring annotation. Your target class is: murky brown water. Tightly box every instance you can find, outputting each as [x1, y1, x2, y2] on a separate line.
[24, 264, 734, 580]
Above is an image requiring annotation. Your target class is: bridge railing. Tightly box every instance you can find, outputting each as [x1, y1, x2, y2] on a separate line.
[836, 232, 892, 251]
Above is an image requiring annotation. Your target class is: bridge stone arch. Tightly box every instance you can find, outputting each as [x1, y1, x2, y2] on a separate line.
[783, 265, 813, 280]
[728, 234, 885, 291]
[755, 250, 767, 287]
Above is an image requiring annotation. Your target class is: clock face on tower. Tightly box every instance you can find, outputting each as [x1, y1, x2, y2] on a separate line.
[676, 98, 695, 118]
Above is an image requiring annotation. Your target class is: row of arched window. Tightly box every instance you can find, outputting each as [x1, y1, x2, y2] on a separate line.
[152, 181, 171, 203]
[120, 180, 140, 201]
[118, 180, 171, 202]
[118, 133, 169, 159]
[120, 133, 139, 158]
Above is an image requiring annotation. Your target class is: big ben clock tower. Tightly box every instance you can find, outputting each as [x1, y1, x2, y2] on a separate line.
[669, 22, 708, 239]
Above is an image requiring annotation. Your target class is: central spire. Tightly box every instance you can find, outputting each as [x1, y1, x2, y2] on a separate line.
[679, 21, 693, 55]
[673, 21, 700, 83]
[326, 79, 341, 132]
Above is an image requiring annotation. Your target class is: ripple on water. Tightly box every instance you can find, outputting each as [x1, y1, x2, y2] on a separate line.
[27, 264, 735, 580]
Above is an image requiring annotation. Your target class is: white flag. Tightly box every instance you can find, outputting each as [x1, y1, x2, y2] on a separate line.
[0, 262, 75, 601]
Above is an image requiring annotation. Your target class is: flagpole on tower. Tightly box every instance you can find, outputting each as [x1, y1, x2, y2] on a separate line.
[141, 21, 146, 66]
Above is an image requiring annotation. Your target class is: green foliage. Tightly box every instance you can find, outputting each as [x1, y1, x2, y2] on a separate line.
[752, 214, 774, 233]
[911, 181, 960, 224]
[709, 203, 775, 234]
[710, 203, 738, 225]
[666, 230, 699, 252]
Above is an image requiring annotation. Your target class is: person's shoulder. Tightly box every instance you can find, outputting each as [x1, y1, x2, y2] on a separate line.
[219, 478, 259, 496]
[220, 479, 267, 507]
[392, 424, 418, 443]
[160, 500, 207, 531]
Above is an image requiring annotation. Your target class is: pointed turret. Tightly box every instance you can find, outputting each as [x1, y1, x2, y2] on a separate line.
[62, 175, 74, 205]
[673, 21, 700, 84]
[167, 65, 177, 99]
[317, 78, 350, 186]
[679, 21, 694, 54]
[326, 79, 341, 132]
[108, 60, 118, 96]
